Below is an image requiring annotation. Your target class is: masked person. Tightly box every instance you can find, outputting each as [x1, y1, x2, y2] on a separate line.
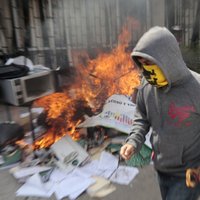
[120, 26, 200, 200]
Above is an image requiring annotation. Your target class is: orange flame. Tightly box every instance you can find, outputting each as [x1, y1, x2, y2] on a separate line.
[33, 17, 141, 149]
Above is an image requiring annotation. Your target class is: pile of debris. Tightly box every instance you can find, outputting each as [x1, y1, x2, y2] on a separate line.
[9, 135, 140, 200]
[0, 94, 152, 199]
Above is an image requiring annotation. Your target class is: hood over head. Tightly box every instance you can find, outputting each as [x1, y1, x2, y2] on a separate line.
[131, 26, 190, 90]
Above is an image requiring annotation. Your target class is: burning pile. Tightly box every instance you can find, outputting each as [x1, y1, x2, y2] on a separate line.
[34, 18, 141, 149]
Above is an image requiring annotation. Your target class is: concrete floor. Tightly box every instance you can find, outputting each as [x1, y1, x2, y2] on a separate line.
[0, 164, 161, 200]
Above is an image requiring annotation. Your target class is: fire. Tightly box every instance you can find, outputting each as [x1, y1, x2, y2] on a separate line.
[69, 17, 141, 111]
[33, 17, 141, 149]
[33, 93, 88, 148]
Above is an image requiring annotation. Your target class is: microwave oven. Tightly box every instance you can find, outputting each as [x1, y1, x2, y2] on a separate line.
[0, 69, 55, 106]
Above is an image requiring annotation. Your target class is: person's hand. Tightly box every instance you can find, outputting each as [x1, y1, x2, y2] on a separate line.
[120, 143, 135, 160]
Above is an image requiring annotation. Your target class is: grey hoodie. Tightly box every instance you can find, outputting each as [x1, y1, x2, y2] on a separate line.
[127, 26, 200, 177]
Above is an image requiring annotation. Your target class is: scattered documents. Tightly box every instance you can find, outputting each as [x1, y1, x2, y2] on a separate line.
[98, 151, 119, 171]
[110, 165, 139, 185]
[54, 174, 95, 200]
[10, 165, 51, 180]
[16, 173, 54, 198]
[14, 150, 139, 199]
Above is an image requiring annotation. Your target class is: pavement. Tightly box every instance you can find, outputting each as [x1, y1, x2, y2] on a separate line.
[0, 164, 162, 200]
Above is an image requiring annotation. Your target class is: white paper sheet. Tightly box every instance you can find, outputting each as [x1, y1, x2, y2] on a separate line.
[97, 169, 116, 179]
[98, 151, 119, 171]
[68, 179, 95, 200]
[16, 184, 53, 198]
[110, 166, 139, 185]
[54, 174, 95, 200]
[51, 135, 89, 172]
[145, 129, 152, 148]
[72, 160, 100, 178]
[73, 159, 116, 179]
[26, 173, 54, 191]
[16, 173, 54, 197]
[50, 168, 69, 182]
[11, 166, 51, 179]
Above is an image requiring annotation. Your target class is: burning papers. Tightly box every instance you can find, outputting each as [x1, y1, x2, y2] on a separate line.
[78, 94, 136, 134]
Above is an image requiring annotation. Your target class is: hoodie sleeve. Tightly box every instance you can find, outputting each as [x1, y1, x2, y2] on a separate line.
[125, 87, 151, 153]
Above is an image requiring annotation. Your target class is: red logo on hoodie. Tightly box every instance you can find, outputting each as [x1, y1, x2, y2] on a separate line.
[168, 102, 195, 127]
